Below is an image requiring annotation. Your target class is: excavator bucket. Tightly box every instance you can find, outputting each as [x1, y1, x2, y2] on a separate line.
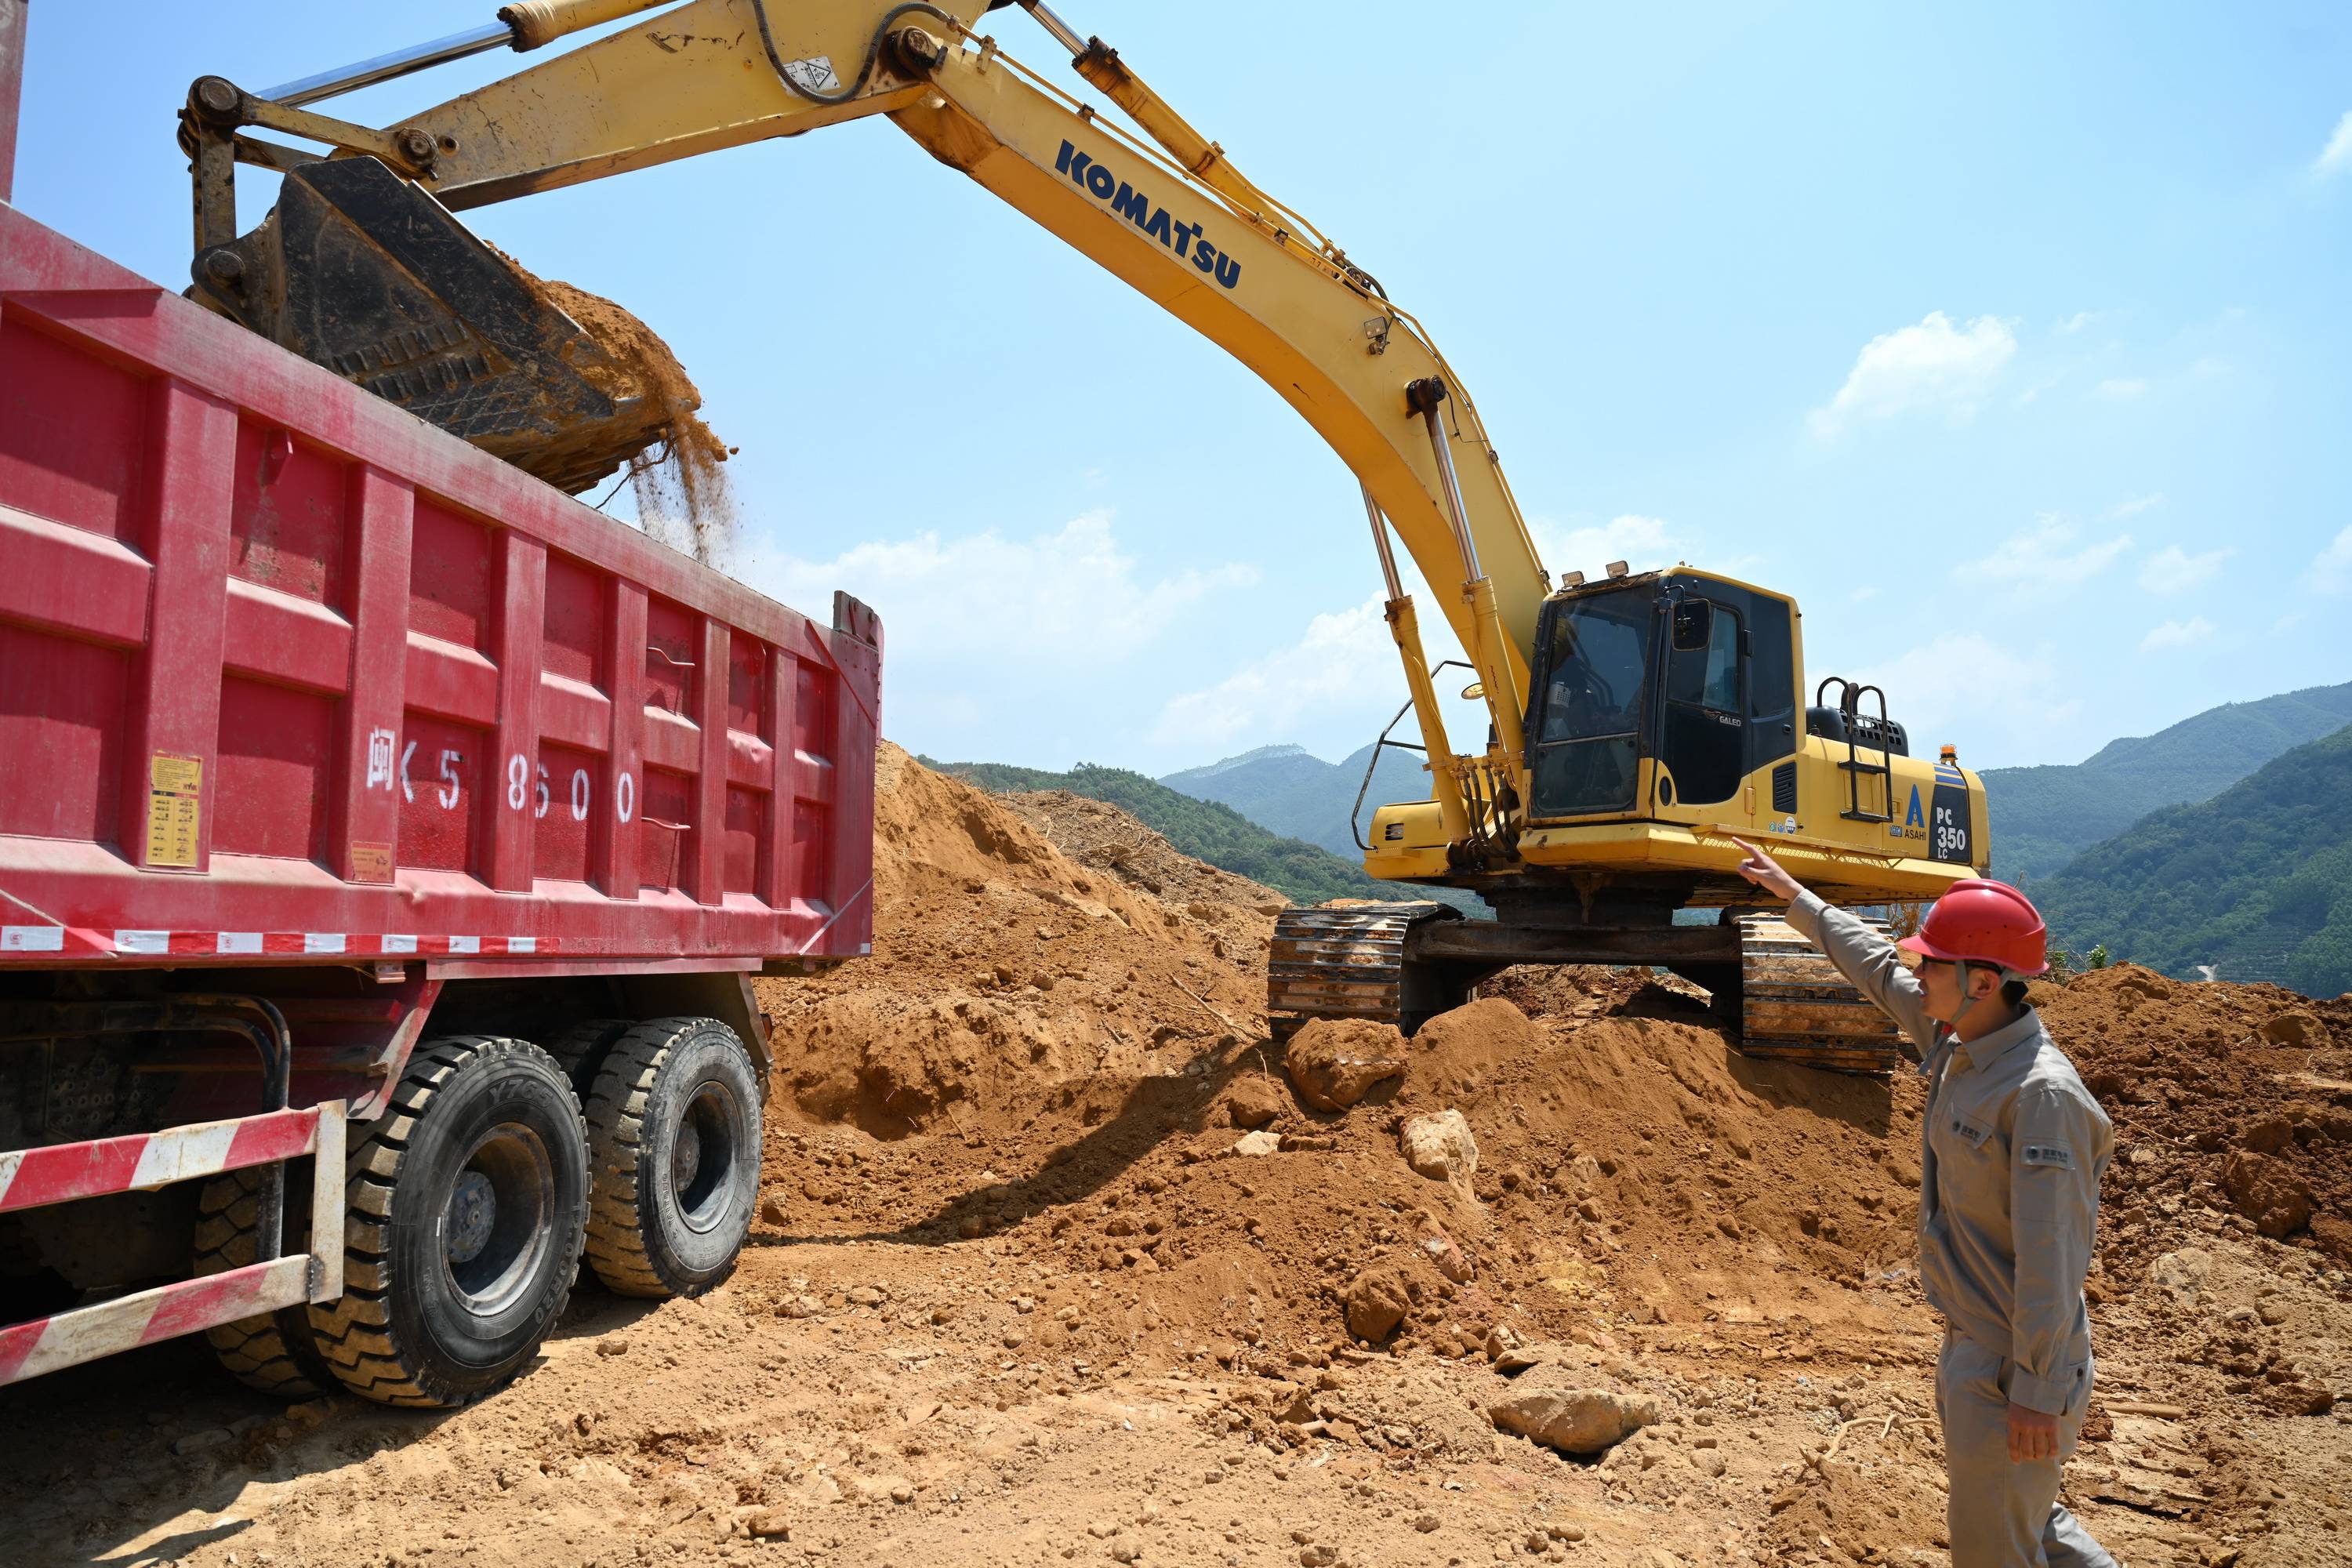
[189, 156, 691, 494]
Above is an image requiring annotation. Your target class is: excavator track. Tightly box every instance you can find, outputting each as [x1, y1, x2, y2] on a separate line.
[1732, 913, 1908, 1074]
[1266, 903, 1463, 1040]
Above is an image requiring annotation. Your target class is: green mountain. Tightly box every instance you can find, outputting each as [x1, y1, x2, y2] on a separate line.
[2034, 723, 2352, 996]
[923, 757, 1473, 911]
[1162, 742, 1437, 859]
[1984, 680, 2352, 884]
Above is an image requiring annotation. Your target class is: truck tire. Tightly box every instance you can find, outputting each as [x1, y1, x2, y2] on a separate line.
[582, 1017, 762, 1298]
[308, 1036, 588, 1407]
[543, 1018, 633, 1096]
[193, 1164, 332, 1396]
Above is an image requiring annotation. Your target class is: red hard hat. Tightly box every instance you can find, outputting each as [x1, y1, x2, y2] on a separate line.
[1898, 878, 2049, 976]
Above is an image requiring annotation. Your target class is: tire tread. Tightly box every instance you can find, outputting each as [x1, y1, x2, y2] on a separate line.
[305, 1036, 585, 1408]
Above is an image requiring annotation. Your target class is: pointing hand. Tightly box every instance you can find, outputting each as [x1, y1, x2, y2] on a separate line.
[1729, 837, 1802, 903]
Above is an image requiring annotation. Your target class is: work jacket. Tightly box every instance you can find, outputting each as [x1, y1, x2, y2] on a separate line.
[1787, 891, 2114, 1414]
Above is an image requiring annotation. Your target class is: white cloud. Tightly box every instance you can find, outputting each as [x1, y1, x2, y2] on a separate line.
[2317, 111, 2352, 179]
[1848, 633, 2078, 757]
[2054, 311, 2095, 335]
[1149, 594, 1395, 749]
[745, 510, 1253, 665]
[2314, 526, 2352, 594]
[2111, 492, 2165, 517]
[1808, 311, 2017, 437]
[1849, 585, 1879, 603]
[2140, 616, 2216, 652]
[2137, 543, 2233, 594]
[2092, 377, 2148, 400]
[1528, 514, 1681, 581]
[1954, 517, 2133, 590]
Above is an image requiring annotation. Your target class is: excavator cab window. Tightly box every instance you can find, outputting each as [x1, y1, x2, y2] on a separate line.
[1660, 597, 1744, 805]
[1526, 588, 1650, 818]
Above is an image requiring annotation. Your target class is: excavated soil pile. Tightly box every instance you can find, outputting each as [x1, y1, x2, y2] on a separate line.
[756, 745, 1276, 1143]
[2034, 964, 2352, 1261]
[4, 755, 2346, 1567]
[996, 789, 1288, 955]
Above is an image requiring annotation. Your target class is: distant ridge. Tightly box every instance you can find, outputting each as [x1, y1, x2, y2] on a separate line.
[2035, 722, 2352, 995]
[1981, 679, 2352, 884]
[923, 757, 1476, 913]
[1157, 681, 2352, 883]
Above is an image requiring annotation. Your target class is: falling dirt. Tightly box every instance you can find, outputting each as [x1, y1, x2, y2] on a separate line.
[534, 274, 739, 568]
[1, 753, 2346, 1566]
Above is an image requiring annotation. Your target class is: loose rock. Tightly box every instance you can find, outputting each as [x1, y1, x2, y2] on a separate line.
[1345, 1265, 1414, 1343]
[1285, 1018, 1408, 1111]
[1400, 1109, 1479, 1184]
[1487, 1384, 1660, 1454]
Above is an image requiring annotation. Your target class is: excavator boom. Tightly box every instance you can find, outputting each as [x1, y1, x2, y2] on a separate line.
[183, 0, 1991, 1073]
[180, 0, 1544, 828]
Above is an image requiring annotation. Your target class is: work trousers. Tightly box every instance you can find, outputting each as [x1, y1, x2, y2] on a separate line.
[1934, 1332, 2117, 1568]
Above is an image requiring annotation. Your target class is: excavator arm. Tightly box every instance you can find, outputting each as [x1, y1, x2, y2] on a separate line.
[181, 0, 1554, 855]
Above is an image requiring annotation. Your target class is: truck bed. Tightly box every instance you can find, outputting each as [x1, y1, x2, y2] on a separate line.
[0, 200, 879, 973]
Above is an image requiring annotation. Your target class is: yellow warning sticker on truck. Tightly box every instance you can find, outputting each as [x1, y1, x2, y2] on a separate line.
[147, 753, 202, 868]
[351, 840, 394, 884]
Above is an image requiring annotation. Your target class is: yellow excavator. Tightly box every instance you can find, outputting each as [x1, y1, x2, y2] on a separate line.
[178, 0, 1990, 1070]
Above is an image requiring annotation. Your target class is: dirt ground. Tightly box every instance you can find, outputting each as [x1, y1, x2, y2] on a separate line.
[1, 749, 2346, 1567]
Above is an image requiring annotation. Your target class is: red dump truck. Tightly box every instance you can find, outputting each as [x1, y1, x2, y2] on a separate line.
[0, 29, 880, 1406]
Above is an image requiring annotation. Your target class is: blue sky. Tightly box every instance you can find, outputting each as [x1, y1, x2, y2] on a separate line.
[16, 2, 2350, 776]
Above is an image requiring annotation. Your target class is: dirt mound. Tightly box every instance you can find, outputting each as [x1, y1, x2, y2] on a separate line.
[759, 746, 1274, 1145]
[9, 751, 2350, 1567]
[996, 789, 1287, 953]
[2036, 964, 2352, 1260]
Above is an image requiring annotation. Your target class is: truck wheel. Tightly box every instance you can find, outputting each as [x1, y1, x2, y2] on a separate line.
[582, 1017, 762, 1298]
[308, 1036, 588, 1407]
[543, 1018, 633, 1096]
[193, 1164, 332, 1396]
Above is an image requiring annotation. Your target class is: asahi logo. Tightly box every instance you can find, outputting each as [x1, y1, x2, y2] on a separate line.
[1054, 141, 1242, 291]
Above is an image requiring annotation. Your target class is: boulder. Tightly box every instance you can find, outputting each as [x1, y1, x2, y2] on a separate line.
[1418, 1230, 1473, 1283]
[2147, 1247, 2212, 1306]
[1487, 1384, 1659, 1454]
[1285, 1018, 1408, 1111]
[1400, 1109, 1479, 1184]
[1225, 1076, 1285, 1129]
[1345, 1265, 1413, 1343]
[2221, 1150, 2314, 1238]
[2256, 1011, 2327, 1047]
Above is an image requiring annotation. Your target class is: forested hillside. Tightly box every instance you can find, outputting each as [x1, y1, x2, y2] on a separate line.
[1985, 680, 2352, 884]
[2034, 723, 2352, 996]
[1162, 743, 1435, 859]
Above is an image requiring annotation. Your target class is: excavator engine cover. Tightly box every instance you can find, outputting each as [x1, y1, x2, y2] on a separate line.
[189, 156, 681, 494]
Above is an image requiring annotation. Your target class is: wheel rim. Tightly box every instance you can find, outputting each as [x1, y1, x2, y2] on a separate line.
[440, 1121, 555, 1316]
[673, 1078, 742, 1236]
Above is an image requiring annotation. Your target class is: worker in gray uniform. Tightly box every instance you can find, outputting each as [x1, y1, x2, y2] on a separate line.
[1731, 839, 2117, 1568]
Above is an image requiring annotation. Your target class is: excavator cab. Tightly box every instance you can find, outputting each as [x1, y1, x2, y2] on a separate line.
[1522, 572, 1799, 825]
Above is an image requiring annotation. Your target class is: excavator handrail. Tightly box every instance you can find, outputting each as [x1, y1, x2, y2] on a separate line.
[1351, 659, 1477, 854]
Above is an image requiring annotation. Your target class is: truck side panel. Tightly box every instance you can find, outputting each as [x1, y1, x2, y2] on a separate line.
[0, 204, 879, 969]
